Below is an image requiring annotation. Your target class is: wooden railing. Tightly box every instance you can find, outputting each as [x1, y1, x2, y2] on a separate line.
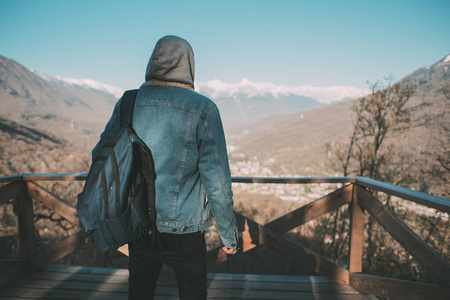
[0, 173, 449, 299]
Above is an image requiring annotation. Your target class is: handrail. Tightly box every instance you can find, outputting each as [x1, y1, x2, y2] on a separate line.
[0, 174, 356, 184]
[231, 176, 356, 184]
[0, 173, 448, 300]
[0, 173, 88, 183]
[355, 177, 450, 213]
[1, 173, 448, 210]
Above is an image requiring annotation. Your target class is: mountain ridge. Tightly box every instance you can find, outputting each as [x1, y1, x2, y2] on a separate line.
[0, 55, 117, 150]
[196, 78, 370, 104]
[0, 53, 448, 179]
[227, 54, 449, 176]
[2, 54, 369, 132]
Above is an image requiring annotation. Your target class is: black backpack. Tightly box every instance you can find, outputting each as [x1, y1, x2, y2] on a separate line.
[77, 89, 158, 251]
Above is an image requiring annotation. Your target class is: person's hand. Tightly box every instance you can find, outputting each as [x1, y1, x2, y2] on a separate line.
[222, 246, 237, 255]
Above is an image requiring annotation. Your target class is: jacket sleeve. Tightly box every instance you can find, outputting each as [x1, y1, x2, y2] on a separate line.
[198, 105, 238, 249]
[91, 98, 122, 162]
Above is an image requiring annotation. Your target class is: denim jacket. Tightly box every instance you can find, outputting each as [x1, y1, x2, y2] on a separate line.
[93, 85, 238, 249]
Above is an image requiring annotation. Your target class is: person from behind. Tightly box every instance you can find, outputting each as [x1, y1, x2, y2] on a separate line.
[121, 35, 239, 300]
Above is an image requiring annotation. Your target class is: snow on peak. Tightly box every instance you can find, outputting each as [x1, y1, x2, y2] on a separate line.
[53, 76, 125, 99]
[442, 54, 450, 63]
[30, 68, 369, 104]
[30, 70, 124, 99]
[196, 78, 370, 103]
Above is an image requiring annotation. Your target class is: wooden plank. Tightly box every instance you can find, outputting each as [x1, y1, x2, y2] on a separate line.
[208, 213, 349, 285]
[350, 273, 450, 300]
[232, 176, 356, 184]
[8, 277, 128, 293]
[239, 214, 262, 252]
[1, 264, 375, 300]
[0, 260, 30, 278]
[0, 298, 49, 300]
[0, 286, 92, 299]
[28, 269, 337, 287]
[265, 184, 353, 234]
[184, 287, 371, 300]
[43, 265, 129, 276]
[0, 174, 23, 184]
[0, 181, 23, 205]
[6, 276, 360, 294]
[207, 215, 259, 265]
[42, 265, 337, 284]
[1, 174, 358, 184]
[21, 270, 129, 284]
[237, 212, 350, 285]
[116, 244, 129, 256]
[22, 173, 88, 182]
[208, 273, 334, 283]
[29, 231, 87, 271]
[0, 283, 374, 300]
[1, 264, 374, 300]
[355, 177, 450, 214]
[208, 185, 353, 265]
[16, 182, 36, 260]
[26, 181, 81, 227]
[348, 185, 364, 273]
[208, 280, 357, 293]
[356, 185, 450, 285]
[82, 292, 129, 300]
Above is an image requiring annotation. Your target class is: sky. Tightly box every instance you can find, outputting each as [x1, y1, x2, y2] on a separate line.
[1, 0, 449, 91]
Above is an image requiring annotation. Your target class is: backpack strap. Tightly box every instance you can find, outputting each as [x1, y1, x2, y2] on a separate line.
[120, 89, 139, 130]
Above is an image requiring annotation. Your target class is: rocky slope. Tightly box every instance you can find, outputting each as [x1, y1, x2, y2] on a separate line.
[0, 55, 117, 151]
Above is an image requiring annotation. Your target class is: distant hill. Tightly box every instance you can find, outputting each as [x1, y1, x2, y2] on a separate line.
[0, 55, 117, 150]
[0, 116, 89, 177]
[196, 78, 369, 130]
[30, 70, 125, 99]
[214, 91, 325, 130]
[1, 54, 371, 146]
[0, 53, 448, 180]
[227, 54, 450, 176]
[24, 71, 370, 132]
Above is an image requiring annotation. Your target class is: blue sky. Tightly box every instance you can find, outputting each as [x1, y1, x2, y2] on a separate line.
[1, 0, 449, 90]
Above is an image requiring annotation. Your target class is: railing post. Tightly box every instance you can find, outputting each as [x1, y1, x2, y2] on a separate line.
[348, 183, 364, 273]
[16, 181, 36, 261]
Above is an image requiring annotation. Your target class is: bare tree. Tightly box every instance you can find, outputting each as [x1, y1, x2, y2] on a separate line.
[341, 76, 434, 181]
[324, 76, 444, 275]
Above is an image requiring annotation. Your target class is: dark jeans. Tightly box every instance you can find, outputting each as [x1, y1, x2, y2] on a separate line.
[128, 231, 207, 300]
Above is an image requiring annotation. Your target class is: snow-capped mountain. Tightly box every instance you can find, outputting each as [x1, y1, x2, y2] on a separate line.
[30, 70, 125, 99]
[31, 69, 370, 104]
[28, 71, 371, 129]
[0, 55, 118, 149]
[441, 54, 450, 64]
[196, 78, 370, 104]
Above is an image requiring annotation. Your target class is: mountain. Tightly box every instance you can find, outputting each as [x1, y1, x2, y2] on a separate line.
[0, 55, 117, 150]
[30, 70, 125, 99]
[227, 54, 450, 176]
[196, 78, 369, 104]
[0, 116, 89, 177]
[406, 54, 450, 92]
[196, 78, 370, 130]
[25, 72, 370, 131]
[1, 53, 447, 178]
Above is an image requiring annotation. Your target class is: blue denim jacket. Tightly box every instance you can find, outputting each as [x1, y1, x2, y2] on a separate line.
[93, 85, 238, 248]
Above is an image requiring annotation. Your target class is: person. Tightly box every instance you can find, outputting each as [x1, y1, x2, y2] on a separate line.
[117, 35, 238, 300]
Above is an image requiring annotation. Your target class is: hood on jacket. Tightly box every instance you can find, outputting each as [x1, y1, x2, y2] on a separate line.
[144, 35, 195, 89]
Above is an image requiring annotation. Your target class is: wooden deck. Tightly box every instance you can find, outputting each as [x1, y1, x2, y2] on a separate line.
[0, 265, 377, 300]
[2, 175, 448, 299]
